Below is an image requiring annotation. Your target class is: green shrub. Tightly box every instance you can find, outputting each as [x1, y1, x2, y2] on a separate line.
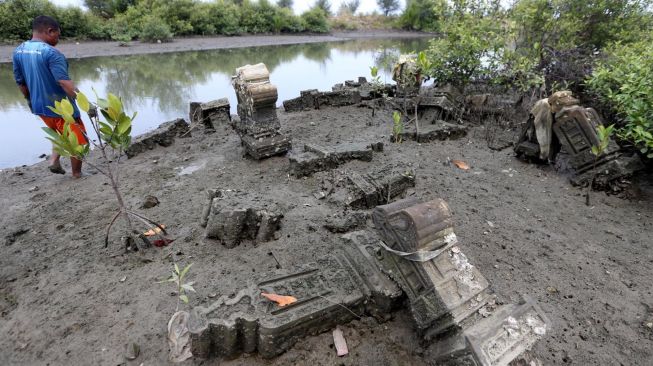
[301, 8, 330, 33]
[0, 0, 57, 41]
[400, 0, 446, 32]
[425, 15, 504, 88]
[150, 0, 194, 36]
[107, 14, 138, 43]
[239, 0, 275, 33]
[272, 7, 304, 33]
[84, 15, 112, 39]
[587, 40, 653, 158]
[140, 16, 173, 42]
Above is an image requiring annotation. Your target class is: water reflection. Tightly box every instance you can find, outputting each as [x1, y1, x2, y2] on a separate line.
[0, 38, 429, 168]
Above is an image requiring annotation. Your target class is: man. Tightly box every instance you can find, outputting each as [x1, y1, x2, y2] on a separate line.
[13, 15, 88, 178]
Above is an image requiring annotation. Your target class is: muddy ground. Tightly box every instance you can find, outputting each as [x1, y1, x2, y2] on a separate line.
[0, 30, 431, 63]
[0, 97, 652, 366]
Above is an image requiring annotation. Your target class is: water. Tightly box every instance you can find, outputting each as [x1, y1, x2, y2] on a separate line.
[0, 38, 429, 169]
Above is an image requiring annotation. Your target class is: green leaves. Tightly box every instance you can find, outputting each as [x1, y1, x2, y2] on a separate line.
[160, 263, 196, 309]
[392, 111, 403, 143]
[591, 124, 614, 157]
[43, 91, 136, 160]
[587, 39, 653, 159]
[77, 91, 90, 113]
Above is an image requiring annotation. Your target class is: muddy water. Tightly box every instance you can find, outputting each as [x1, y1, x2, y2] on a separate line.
[0, 38, 428, 168]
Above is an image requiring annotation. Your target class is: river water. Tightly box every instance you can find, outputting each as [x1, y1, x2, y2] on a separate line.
[0, 38, 429, 168]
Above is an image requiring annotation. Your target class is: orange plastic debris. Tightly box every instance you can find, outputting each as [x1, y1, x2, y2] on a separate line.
[143, 224, 166, 237]
[452, 160, 470, 170]
[261, 292, 298, 307]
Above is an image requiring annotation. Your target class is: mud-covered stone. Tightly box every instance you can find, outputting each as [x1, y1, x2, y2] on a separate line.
[189, 98, 230, 132]
[324, 212, 369, 233]
[329, 168, 416, 209]
[429, 297, 550, 366]
[188, 246, 402, 359]
[125, 118, 190, 158]
[204, 192, 283, 247]
[400, 121, 468, 142]
[371, 198, 491, 333]
[242, 134, 292, 160]
[232, 63, 292, 160]
[288, 142, 380, 177]
[283, 89, 362, 112]
[553, 106, 644, 186]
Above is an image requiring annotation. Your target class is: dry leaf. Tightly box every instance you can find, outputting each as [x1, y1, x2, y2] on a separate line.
[452, 159, 470, 170]
[143, 224, 166, 237]
[261, 292, 298, 307]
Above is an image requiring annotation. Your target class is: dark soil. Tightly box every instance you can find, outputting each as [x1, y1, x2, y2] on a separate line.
[1, 101, 652, 365]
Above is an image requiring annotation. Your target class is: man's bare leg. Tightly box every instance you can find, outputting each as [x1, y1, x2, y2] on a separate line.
[48, 148, 66, 174]
[71, 157, 82, 178]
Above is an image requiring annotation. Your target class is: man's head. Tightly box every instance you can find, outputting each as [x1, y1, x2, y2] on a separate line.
[32, 16, 61, 46]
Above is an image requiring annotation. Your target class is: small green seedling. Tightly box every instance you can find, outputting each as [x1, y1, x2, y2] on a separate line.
[392, 111, 403, 143]
[160, 263, 196, 311]
[587, 124, 614, 205]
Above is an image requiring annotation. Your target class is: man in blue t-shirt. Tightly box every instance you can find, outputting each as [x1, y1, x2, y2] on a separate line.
[13, 15, 88, 178]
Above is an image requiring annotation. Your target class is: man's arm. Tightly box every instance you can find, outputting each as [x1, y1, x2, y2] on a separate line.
[48, 50, 78, 99]
[18, 84, 30, 99]
[13, 53, 32, 110]
[58, 79, 78, 100]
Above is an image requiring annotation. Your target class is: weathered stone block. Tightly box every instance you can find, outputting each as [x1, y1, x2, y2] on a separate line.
[204, 192, 283, 247]
[553, 106, 643, 185]
[288, 142, 380, 177]
[429, 297, 550, 366]
[241, 134, 292, 160]
[125, 118, 189, 158]
[283, 89, 362, 112]
[400, 121, 468, 143]
[372, 198, 491, 333]
[188, 248, 402, 359]
[189, 98, 230, 132]
[329, 168, 416, 209]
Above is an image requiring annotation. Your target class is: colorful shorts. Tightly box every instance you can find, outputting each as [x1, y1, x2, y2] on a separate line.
[40, 116, 89, 145]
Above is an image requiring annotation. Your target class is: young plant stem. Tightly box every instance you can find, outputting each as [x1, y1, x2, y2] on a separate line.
[586, 155, 599, 206]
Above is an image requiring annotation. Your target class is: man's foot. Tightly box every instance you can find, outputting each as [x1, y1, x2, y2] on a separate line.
[48, 165, 66, 175]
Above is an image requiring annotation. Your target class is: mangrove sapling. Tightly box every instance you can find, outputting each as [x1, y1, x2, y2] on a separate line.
[392, 111, 403, 143]
[586, 124, 614, 206]
[44, 92, 168, 252]
[160, 263, 196, 311]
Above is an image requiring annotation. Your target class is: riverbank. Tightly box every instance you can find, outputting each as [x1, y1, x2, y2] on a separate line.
[0, 30, 433, 63]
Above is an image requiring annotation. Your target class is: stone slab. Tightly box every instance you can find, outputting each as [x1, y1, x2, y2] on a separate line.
[189, 98, 230, 131]
[204, 191, 283, 247]
[430, 297, 550, 366]
[125, 118, 189, 158]
[288, 142, 379, 177]
[242, 134, 292, 160]
[188, 246, 402, 359]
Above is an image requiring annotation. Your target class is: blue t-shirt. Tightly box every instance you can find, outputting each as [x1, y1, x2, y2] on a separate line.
[12, 40, 80, 118]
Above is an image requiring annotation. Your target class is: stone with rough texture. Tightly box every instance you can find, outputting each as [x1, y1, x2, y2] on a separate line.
[329, 168, 416, 209]
[204, 191, 283, 248]
[125, 118, 189, 158]
[288, 142, 380, 177]
[189, 98, 230, 132]
[429, 297, 550, 366]
[232, 63, 291, 159]
[188, 246, 402, 359]
[400, 121, 468, 143]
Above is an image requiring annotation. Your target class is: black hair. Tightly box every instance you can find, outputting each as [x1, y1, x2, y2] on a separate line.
[32, 16, 60, 32]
